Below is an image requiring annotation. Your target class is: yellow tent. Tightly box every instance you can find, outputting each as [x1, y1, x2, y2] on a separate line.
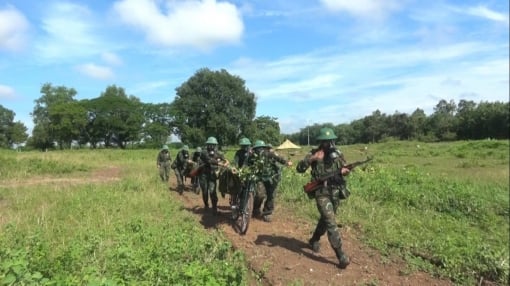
[276, 139, 301, 150]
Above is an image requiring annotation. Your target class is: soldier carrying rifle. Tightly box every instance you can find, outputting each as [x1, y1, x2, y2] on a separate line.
[296, 127, 351, 269]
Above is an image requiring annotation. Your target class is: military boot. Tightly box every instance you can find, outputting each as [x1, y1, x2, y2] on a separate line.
[308, 238, 320, 253]
[334, 248, 350, 269]
[212, 204, 219, 216]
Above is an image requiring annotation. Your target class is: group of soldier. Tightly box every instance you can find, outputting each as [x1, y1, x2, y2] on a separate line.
[156, 127, 351, 269]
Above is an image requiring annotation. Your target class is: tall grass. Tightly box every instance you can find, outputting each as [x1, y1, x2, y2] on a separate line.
[0, 149, 247, 285]
[278, 140, 509, 285]
[1, 140, 508, 285]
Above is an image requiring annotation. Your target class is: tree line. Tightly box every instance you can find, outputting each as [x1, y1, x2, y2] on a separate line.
[0, 68, 508, 150]
[287, 99, 509, 146]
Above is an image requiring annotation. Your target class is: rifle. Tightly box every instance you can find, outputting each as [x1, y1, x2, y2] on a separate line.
[303, 156, 373, 194]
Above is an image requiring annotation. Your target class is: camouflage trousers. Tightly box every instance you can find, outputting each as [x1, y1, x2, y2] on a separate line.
[253, 180, 278, 216]
[159, 163, 171, 181]
[174, 167, 186, 191]
[310, 187, 343, 250]
[199, 174, 218, 210]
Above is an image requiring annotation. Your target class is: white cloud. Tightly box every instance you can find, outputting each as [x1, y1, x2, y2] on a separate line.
[36, 2, 110, 61]
[320, 0, 401, 19]
[113, 0, 244, 51]
[466, 5, 509, 24]
[0, 6, 29, 51]
[0, 84, 16, 99]
[230, 38, 508, 133]
[76, 63, 114, 80]
[101, 52, 123, 66]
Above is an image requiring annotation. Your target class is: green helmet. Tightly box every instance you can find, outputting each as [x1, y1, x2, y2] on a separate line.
[195, 147, 202, 152]
[182, 145, 189, 151]
[162, 145, 169, 150]
[205, 136, 218, 144]
[316, 127, 337, 141]
[239, 137, 251, 146]
[253, 139, 266, 149]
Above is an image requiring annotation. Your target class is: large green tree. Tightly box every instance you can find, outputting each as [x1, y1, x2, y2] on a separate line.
[0, 105, 28, 148]
[30, 83, 77, 150]
[87, 85, 144, 149]
[48, 101, 87, 149]
[429, 99, 457, 141]
[251, 116, 281, 146]
[171, 68, 256, 147]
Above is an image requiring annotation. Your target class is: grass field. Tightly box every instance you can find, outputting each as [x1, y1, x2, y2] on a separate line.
[0, 139, 508, 285]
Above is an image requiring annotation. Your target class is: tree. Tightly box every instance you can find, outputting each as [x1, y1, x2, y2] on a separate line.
[0, 105, 14, 148]
[387, 111, 412, 140]
[362, 110, 387, 143]
[48, 101, 87, 149]
[335, 123, 356, 145]
[408, 108, 427, 140]
[88, 85, 144, 149]
[0, 105, 28, 148]
[8, 122, 28, 147]
[171, 68, 256, 147]
[142, 103, 173, 147]
[251, 116, 281, 146]
[31, 83, 77, 150]
[456, 100, 477, 140]
[473, 101, 509, 139]
[430, 99, 457, 141]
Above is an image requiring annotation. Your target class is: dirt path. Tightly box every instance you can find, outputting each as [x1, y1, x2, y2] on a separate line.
[169, 177, 453, 286]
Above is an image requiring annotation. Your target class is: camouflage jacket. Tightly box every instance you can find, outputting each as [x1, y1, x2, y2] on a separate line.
[157, 150, 171, 166]
[233, 147, 251, 168]
[247, 149, 288, 183]
[199, 149, 227, 176]
[173, 150, 190, 170]
[296, 147, 346, 188]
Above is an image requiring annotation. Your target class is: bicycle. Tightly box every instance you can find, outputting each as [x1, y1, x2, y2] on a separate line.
[230, 178, 255, 235]
[218, 166, 256, 235]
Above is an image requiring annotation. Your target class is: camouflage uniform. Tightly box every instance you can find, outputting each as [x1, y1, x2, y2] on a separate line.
[249, 140, 290, 222]
[157, 145, 172, 182]
[233, 137, 252, 169]
[227, 137, 252, 210]
[296, 128, 350, 269]
[172, 145, 191, 194]
[199, 137, 228, 214]
[191, 147, 202, 194]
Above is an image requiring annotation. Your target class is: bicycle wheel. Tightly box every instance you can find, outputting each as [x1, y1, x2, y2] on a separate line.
[239, 188, 254, 235]
[230, 194, 239, 221]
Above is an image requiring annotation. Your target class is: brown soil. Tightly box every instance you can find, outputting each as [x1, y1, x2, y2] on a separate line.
[168, 177, 454, 286]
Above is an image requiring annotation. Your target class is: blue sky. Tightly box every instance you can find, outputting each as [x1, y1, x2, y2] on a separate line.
[1, 0, 508, 134]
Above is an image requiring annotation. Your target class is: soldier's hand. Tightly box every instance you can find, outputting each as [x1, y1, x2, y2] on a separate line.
[286, 161, 293, 167]
[341, 167, 350, 176]
[309, 150, 324, 162]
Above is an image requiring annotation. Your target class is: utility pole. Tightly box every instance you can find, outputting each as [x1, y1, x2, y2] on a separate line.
[307, 127, 310, 146]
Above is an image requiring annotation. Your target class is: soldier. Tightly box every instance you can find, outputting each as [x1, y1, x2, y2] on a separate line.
[199, 137, 229, 215]
[249, 140, 292, 222]
[227, 137, 253, 210]
[172, 145, 193, 194]
[296, 127, 350, 269]
[233, 137, 252, 169]
[191, 147, 202, 194]
[156, 145, 172, 182]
